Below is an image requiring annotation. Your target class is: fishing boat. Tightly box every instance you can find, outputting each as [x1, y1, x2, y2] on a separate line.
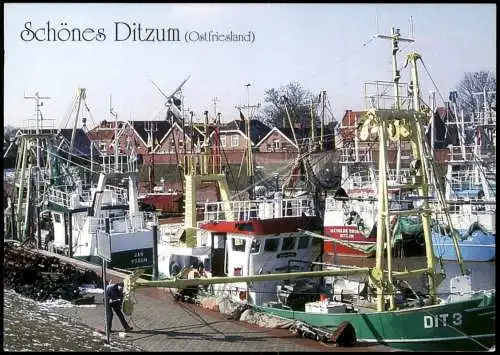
[4, 89, 157, 270]
[430, 89, 496, 261]
[251, 28, 496, 351]
[322, 36, 427, 260]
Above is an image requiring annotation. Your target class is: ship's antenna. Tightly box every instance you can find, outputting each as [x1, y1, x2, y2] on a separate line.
[24, 92, 51, 169]
[375, 6, 379, 33]
[409, 16, 414, 38]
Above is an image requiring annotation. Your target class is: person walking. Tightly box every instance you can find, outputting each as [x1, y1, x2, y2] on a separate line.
[105, 281, 133, 333]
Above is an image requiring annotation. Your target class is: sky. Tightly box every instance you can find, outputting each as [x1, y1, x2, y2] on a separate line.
[4, 3, 496, 129]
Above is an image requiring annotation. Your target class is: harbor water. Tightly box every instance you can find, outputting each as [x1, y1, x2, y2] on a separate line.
[3, 258, 495, 352]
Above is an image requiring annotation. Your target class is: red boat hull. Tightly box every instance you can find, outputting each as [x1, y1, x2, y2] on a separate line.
[323, 225, 376, 257]
[140, 193, 183, 213]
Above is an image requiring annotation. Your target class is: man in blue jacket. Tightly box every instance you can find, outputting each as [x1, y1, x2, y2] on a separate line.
[106, 281, 133, 333]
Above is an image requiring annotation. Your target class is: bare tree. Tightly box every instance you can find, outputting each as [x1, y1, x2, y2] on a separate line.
[455, 71, 496, 117]
[259, 82, 317, 128]
[4, 125, 18, 144]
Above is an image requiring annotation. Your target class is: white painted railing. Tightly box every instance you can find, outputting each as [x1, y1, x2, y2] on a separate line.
[87, 212, 155, 234]
[203, 197, 316, 222]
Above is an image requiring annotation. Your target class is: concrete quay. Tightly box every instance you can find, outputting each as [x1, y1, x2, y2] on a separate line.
[35, 249, 396, 352]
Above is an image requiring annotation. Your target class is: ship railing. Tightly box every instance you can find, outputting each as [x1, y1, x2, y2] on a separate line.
[101, 154, 137, 174]
[20, 119, 57, 134]
[471, 111, 496, 126]
[448, 170, 482, 192]
[386, 168, 412, 185]
[88, 212, 153, 234]
[203, 197, 316, 222]
[429, 198, 496, 214]
[447, 145, 478, 162]
[363, 81, 411, 110]
[348, 172, 375, 188]
[338, 147, 374, 163]
[105, 184, 128, 203]
[345, 199, 378, 214]
[47, 186, 78, 209]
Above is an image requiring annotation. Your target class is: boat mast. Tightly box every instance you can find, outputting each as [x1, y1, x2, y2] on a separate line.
[24, 92, 51, 170]
[367, 27, 466, 312]
[376, 27, 414, 179]
[67, 88, 86, 168]
[145, 121, 158, 193]
[407, 51, 466, 274]
[236, 83, 260, 199]
[109, 95, 119, 173]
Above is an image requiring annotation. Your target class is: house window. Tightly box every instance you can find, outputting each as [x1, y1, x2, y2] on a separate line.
[231, 135, 239, 147]
[273, 140, 281, 149]
[220, 136, 227, 147]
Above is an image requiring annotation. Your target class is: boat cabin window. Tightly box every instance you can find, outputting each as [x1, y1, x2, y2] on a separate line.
[54, 213, 62, 223]
[250, 239, 261, 254]
[236, 223, 254, 231]
[297, 235, 309, 249]
[264, 238, 280, 252]
[231, 238, 246, 252]
[281, 237, 296, 251]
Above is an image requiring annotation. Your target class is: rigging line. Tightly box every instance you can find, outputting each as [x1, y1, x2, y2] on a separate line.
[420, 59, 447, 107]
[41, 145, 98, 174]
[230, 152, 307, 198]
[471, 154, 496, 198]
[83, 101, 97, 129]
[59, 95, 79, 131]
[308, 35, 378, 82]
[326, 56, 396, 103]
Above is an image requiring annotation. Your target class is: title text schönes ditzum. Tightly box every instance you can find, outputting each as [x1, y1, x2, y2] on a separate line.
[19, 21, 254, 43]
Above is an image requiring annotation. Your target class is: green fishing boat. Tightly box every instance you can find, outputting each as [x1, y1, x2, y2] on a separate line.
[251, 27, 496, 352]
[256, 290, 495, 351]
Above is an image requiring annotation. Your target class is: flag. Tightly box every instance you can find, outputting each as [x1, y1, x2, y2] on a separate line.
[239, 110, 245, 122]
